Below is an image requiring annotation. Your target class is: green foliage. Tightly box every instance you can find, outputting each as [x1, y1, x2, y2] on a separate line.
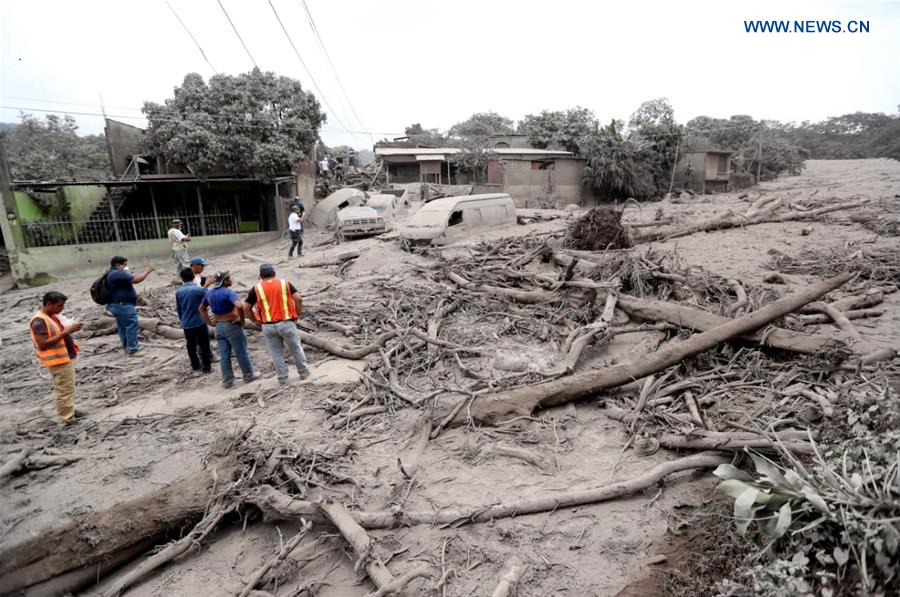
[716, 387, 900, 595]
[143, 70, 324, 182]
[580, 120, 656, 199]
[3, 113, 110, 180]
[448, 111, 514, 141]
[519, 107, 598, 154]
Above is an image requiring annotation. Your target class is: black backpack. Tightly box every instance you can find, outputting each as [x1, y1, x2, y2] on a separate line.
[90, 270, 112, 305]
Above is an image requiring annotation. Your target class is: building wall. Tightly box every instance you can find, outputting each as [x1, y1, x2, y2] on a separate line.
[11, 186, 108, 233]
[501, 158, 587, 207]
[7, 230, 280, 286]
[104, 119, 145, 178]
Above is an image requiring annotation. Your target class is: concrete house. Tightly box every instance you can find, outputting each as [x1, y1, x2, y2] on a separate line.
[678, 150, 735, 194]
[0, 119, 315, 286]
[374, 146, 596, 208]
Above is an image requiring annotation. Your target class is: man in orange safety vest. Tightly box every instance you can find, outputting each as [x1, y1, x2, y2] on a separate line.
[29, 291, 82, 425]
[243, 264, 310, 384]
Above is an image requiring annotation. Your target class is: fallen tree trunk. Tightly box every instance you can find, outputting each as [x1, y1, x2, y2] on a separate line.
[634, 198, 871, 243]
[319, 501, 395, 591]
[0, 456, 236, 594]
[548, 253, 849, 356]
[615, 295, 845, 355]
[798, 307, 883, 325]
[298, 330, 397, 360]
[445, 273, 851, 425]
[299, 251, 360, 268]
[490, 556, 527, 597]
[251, 452, 729, 529]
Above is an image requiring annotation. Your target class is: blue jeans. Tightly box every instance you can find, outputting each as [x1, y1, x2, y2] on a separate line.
[261, 320, 309, 381]
[107, 302, 140, 353]
[215, 321, 254, 383]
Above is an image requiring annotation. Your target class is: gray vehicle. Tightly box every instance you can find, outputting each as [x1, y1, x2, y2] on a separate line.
[400, 193, 516, 246]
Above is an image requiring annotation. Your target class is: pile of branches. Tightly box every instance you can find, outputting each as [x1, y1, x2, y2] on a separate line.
[769, 245, 900, 287]
[564, 206, 632, 250]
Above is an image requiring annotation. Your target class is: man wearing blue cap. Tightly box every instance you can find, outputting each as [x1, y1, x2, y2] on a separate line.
[189, 257, 213, 287]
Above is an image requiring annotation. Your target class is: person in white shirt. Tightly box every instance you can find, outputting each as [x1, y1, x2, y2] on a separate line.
[167, 219, 191, 273]
[319, 156, 331, 180]
[288, 203, 305, 257]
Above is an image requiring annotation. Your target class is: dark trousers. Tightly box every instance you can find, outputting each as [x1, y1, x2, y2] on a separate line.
[288, 228, 303, 256]
[184, 325, 212, 372]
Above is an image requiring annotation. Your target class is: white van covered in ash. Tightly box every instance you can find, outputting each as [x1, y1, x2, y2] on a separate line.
[400, 193, 516, 245]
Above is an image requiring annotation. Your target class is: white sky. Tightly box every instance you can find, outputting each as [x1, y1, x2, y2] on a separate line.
[1, 0, 898, 149]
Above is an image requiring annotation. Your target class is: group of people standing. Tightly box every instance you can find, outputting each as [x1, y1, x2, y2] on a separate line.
[28, 204, 312, 426]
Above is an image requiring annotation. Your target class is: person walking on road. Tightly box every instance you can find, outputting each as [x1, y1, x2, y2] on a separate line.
[199, 271, 259, 388]
[176, 267, 212, 373]
[168, 219, 191, 273]
[29, 291, 82, 425]
[105, 256, 154, 354]
[244, 264, 310, 384]
[288, 203, 305, 258]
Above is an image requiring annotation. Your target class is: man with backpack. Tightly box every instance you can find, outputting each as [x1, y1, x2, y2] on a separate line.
[29, 291, 82, 425]
[104, 256, 155, 355]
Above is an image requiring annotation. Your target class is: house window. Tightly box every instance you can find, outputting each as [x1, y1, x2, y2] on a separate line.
[717, 155, 728, 175]
[448, 210, 463, 227]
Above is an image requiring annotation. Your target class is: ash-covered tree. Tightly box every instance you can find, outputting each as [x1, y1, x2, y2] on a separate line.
[450, 139, 497, 183]
[518, 107, 598, 154]
[628, 98, 684, 194]
[403, 123, 448, 147]
[448, 112, 515, 141]
[580, 120, 656, 199]
[3, 113, 109, 180]
[143, 70, 325, 181]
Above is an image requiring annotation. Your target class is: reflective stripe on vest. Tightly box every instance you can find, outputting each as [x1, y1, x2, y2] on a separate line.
[255, 279, 297, 323]
[30, 311, 76, 367]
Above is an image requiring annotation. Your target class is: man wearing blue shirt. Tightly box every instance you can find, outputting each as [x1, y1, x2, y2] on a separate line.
[199, 271, 258, 388]
[105, 256, 155, 354]
[175, 267, 211, 373]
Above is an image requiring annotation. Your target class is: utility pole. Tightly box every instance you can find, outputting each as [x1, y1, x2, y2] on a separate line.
[756, 132, 763, 185]
[667, 137, 681, 197]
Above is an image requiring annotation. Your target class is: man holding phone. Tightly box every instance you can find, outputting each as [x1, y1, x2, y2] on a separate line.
[29, 291, 82, 425]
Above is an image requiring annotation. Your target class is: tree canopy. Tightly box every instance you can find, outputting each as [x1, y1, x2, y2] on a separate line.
[518, 108, 598, 154]
[448, 112, 515, 140]
[2, 113, 109, 181]
[142, 69, 325, 181]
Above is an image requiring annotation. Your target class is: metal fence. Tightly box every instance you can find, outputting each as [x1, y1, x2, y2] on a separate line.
[19, 213, 240, 248]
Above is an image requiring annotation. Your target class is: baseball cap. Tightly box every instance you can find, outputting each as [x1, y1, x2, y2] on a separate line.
[259, 264, 276, 278]
[213, 271, 230, 288]
[171, 218, 182, 225]
[190, 257, 209, 266]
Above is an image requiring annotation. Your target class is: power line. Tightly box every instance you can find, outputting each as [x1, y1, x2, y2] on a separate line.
[265, 0, 356, 140]
[299, 0, 372, 143]
[166, 0, 218, 74]
[217, 0, 258, 69]
[0, 104, 404, 136]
